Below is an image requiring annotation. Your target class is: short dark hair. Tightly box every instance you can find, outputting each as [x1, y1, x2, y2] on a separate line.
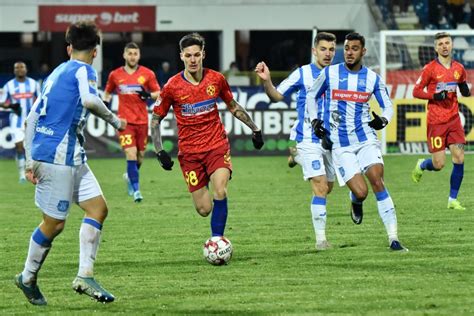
[314, 32, 337, 46]
[65, 21, 101, 51]
[345, 32, 365, 48]
[124, 42, 140, 50]
[179, 33, 205, 51]
[434, 32, 451, 42]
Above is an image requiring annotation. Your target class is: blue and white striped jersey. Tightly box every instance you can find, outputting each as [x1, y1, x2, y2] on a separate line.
[0, 77, 40, 128]
[31, 60, 98, 166]
[307, 63, 393, 149]
[277, 63, 324, 143]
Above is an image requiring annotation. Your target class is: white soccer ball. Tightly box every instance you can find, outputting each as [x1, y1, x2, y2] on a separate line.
[203, 236, 233, 265]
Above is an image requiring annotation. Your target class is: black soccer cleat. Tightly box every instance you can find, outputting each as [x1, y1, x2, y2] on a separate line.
[350, 202, 363, 225]
[389, 240, 409, 252]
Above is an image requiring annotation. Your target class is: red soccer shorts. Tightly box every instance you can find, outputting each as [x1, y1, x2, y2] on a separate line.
[177, 143, 233, 193]
[427, 116, 465, 153]
[118, 123, 148, 151]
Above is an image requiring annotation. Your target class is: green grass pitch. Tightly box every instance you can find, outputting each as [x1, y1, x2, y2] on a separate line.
[1, 155, 473, 315]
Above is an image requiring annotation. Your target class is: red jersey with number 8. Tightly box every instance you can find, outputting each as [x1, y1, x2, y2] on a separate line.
[413, 59, 468, 125]
[153, 69, 234, 154]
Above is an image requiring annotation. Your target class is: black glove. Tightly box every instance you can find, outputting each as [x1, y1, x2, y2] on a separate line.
[321, 135, 333, 150]
[252, 130, 264, 150]
[368, 111, 388, 130]
[137, 89, 151, 101]
[9, 103, 21, 116]
[156, 150, 174, 171]
[311, 119, 326, 139]
[458, 82, 471, 97]
[433, 90, 447, 101]
[103, 100, 110, 108]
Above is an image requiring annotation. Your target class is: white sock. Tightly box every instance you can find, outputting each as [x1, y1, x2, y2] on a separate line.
[376, 194, 398, 242]
[22, 228, 52, 284]
[17, 156, 26, 179]
[78, 218, 102, 278]
[311, 196, 327, 243]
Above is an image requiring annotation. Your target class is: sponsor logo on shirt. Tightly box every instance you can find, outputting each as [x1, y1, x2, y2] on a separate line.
[36, 125, 54, 136]
[118, 84, 142, 94]
[181, 99, 216, 116]
[12, 92, 34, 100]
[331, 89, 371, 103]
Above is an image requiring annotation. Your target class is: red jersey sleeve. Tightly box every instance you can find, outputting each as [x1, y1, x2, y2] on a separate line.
[104, 71, 116, 94]
[218, 75, 234, 104]
[152, 86, 172, 118]
[413, 65, 433, 100]
[146, 70, 161, 92]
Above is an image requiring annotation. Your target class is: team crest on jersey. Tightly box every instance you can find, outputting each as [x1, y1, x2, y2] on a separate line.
[454, 70, 460, 80]
[358, 79, 366, 88]
[57, 200, 70, 212]
[137, 75, 146, 85]
[206, 85, 216, 96]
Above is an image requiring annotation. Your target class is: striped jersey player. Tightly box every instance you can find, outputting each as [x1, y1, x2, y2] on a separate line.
[307, 32, 407, 252]
[0, 61, 40, 182]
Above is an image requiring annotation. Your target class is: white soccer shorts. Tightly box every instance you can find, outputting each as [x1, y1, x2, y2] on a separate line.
[33, 161, 103, 220]
[296, 141, 336, 182]
[331, 140, 384, 186]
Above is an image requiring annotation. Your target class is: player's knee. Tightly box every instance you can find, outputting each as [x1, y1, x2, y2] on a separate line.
[433, 159, 445, 170]
[196, 206, 212, 217]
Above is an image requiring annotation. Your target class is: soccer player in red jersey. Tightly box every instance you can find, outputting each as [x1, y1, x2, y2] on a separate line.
[150, 33, 264, 238]
[412, 32, 471, 210]
[103, 42, 161, 202]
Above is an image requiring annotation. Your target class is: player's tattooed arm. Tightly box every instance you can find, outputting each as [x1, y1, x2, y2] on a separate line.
[227, 99, 259, 131]
[151, 113, 164, 151]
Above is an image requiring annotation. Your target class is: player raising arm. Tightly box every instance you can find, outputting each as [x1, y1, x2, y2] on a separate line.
[412, 32, 470, 210]
[255, 32, 337, 251]
[103, 42, 160, 202]
[151, 33, 263, 240]
[307, 32, 407, 251]
[15, 21, 126, 306]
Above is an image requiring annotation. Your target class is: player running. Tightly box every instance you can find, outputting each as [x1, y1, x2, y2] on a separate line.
[103, 42, 160, 202]
[255, 32, 337, 251]
[0, 61, 40, 183]
[412, 32, 470, 210]
[307, 32, 407, 251]
[150, 32, 264, 239]
[15, 21, 126, 305]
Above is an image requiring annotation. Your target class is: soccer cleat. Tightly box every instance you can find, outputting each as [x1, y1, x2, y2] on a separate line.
[447, 199, 466, 210]
[315, 240, 331, 251]
[133, 190, 143, 203]
[411, 159, 424, 183]
[123, 173, 134, 196]
[14, 273, 47, 306]
[72, 276, 115, 303]
[287, 146, 298, 168]
[350, 201, 363, 225]
[389, 240, 409, 252]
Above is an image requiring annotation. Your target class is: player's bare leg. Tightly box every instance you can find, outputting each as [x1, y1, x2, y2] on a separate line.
[124, 147, 142, 202]
[310, 175, 331, 250]
[346, 173, 368, 225]
[191, 187, 213, 216]
[15, 214, 64, 306]
[72, 195, 115, 303]
[447, 144, 465, 210]
[366, 164, 407, 251]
